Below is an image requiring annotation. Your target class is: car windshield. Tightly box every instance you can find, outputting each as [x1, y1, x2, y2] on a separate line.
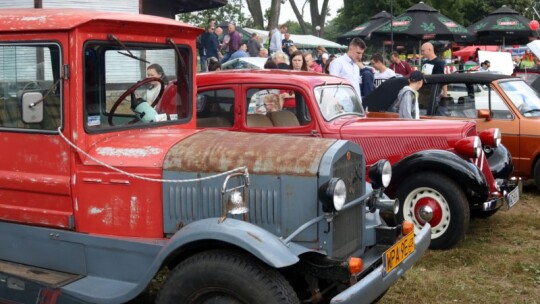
[222, 58, 264, 70]
[313, 85, 364, 120]
[499, 80, 540, 117]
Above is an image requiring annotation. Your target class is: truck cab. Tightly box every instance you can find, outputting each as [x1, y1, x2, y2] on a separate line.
[0, 9, 430, 304]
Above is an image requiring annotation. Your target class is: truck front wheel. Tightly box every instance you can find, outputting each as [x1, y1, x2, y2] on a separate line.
[156, 249, 300, 304]
[396, 173, 469, 250]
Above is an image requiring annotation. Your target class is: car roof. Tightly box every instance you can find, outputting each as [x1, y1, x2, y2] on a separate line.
[363, 73, 518, 111]
[0, 8, 199, 33]
[198, 69, 352, 88]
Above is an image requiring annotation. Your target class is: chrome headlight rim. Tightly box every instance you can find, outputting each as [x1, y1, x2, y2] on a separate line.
[319, 177, 347, 212]
[368, 159, 392, 189]
[473, 136, 482, 158]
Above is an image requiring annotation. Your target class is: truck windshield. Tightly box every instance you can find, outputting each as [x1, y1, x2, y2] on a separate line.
[313, 85, 365, 121]
[84, 42, 191, 130]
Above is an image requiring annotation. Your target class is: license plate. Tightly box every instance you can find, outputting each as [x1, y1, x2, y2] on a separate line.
[507, 186, 520, 209]
[382, 232, 415, 276]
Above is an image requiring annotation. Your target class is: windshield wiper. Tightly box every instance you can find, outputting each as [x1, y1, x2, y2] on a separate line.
[107, 34, 150, 64]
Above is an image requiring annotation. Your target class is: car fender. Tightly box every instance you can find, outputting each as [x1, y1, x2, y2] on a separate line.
[386, 149, 489, 200]
[159, 218, 302, 269]
[485, 144, 513, 179]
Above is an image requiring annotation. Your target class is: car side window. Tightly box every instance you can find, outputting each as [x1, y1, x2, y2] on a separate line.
[0, 44, 62, 131]
[474, 85, 512, 120]
[417, 83, 432, 115]
[439, 83, 477, 118]
[245, 88, 311, 128]
[196, 89, 235, 128]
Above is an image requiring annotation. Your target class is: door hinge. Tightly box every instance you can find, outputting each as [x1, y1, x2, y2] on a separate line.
[63, 64, 69, 80]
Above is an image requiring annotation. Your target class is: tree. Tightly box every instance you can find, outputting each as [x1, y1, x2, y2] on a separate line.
[176, 0, 247, 27]
[245, 0, 282, 30]
[288, 0, 330, 35]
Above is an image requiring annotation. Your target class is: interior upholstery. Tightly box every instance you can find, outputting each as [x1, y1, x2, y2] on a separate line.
[246, 114, 273, 127]
[267, 110, 300, 127]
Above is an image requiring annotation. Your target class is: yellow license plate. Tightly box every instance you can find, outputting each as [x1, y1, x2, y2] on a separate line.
[382, 232, 415, 276]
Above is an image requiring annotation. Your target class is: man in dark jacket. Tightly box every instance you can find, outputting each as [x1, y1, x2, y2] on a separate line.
[203, 26, 219, 71]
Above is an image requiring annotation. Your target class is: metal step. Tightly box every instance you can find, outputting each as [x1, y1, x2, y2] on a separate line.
[0, 260, 81, 288]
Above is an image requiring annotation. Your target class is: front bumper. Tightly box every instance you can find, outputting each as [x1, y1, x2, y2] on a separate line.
[330, 223, 431, 304]
[483, 178, 522, 211]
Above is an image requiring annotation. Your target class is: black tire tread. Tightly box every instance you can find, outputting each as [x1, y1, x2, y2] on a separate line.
[156, 249, 299, 304]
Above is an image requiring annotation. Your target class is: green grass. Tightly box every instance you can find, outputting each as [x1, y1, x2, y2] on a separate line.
[379, 184, 540, 304]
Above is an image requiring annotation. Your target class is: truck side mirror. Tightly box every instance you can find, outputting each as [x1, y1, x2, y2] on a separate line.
[21, 92, 44, 123]
[477, 109, 491, 121]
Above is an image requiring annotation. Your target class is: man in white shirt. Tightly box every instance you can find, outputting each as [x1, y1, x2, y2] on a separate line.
[269, 24, 287, 55]
[329, 37, 366, 100]
[370, 52, 396, 88]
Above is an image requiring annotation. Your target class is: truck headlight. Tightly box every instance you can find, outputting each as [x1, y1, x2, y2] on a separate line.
[368, 160, 392, 189]
[455, 136, 482, 158]
[319, 178, 347, 212]
[478, 128, 501, 148]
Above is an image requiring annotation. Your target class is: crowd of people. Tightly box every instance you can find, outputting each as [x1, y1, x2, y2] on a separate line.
[194, 19, 483, 119]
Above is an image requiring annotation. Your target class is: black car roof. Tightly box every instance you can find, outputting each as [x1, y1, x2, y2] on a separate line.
[363, 73, 517, 111]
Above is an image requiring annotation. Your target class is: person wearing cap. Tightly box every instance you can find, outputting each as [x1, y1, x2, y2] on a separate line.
[393, 71, 425, 119]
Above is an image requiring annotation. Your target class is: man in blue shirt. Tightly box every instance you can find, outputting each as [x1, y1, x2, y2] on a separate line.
[229, 43, 249, 60]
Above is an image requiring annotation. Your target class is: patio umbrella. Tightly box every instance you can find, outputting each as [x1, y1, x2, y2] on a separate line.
[467, 5, 539, 46]
[371, 2, 474, 43]
[337, 11, 393, 44]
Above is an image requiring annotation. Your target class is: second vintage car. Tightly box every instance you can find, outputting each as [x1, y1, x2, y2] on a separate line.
[364, 73, 539, 190]
[155, 70, 520, 249]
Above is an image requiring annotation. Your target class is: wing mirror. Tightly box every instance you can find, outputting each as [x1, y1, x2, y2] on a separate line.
[21, 92, 44, 123]
[477, 109, 492, 121]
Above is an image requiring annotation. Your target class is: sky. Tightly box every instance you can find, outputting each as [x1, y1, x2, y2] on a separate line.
[256, 0, 344, 24]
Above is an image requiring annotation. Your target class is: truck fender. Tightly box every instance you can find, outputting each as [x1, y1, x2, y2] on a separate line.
[386, 149, 489, 199]
[158, 218, 302, 269]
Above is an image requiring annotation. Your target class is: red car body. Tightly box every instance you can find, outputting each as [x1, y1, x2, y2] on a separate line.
[190, 69, 520, 249]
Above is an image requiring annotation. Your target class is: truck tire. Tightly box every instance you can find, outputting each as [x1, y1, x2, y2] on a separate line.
[396, 172, 469, 250]
[156, 249, 300, 304]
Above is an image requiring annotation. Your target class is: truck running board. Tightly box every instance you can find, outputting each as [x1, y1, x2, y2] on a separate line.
[0, 260, 85, 304]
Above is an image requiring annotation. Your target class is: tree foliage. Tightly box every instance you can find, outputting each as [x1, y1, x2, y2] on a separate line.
[176, 0, 247, 27]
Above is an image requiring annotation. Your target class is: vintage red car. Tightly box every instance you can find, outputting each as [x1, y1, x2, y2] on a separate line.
[183, 70, 521, 249]
[364, 73, 540, 189]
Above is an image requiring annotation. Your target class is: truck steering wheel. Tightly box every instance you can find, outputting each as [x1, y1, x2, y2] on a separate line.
[108, 77, 164, 126]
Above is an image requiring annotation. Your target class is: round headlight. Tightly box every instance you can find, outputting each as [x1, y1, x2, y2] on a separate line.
[478, 128, 501, 148]
[455, 136, 482, 158]
[319, 178, 347, 212]
[368, 159, 392, 189]
[333, 179, 347, 211]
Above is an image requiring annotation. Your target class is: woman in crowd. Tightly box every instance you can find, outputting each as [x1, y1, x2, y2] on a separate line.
[289, 50, 308, 71]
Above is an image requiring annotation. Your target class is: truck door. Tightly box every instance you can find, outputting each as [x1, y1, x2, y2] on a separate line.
[0, 42, 72, 229]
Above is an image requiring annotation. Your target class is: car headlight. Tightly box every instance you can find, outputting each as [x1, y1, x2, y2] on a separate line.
[319, 178, 347, 212]
[455, 136, 482, 158]
[478, 128, 501, 148]
[368, 159, 392, 189]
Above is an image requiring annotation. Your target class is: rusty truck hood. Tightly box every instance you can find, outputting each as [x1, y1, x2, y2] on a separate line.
[164, 130, 337, 176]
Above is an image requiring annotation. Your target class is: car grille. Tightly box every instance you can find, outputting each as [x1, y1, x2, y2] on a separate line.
[331, 151, 364, 258]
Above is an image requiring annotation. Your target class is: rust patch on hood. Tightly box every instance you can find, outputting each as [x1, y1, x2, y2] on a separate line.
[164, 130, 336, 176]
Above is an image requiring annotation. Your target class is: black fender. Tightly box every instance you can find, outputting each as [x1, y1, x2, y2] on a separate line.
[485, 143, 513, 180]
[386, 149, 489, 202]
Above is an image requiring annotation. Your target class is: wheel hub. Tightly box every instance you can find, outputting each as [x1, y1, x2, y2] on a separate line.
[414, 197, 443, 226]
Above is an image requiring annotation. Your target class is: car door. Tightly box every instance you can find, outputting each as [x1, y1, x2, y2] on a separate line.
[428, 82, 519, 169]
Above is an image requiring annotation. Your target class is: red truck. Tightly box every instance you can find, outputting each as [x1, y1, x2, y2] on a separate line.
[0, 8, 430, 304]
[192, 69, 521, 249]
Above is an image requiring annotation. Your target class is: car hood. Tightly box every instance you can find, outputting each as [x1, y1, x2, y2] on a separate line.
[338, 117, 476, 164]
[338, 116, 476, 137]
